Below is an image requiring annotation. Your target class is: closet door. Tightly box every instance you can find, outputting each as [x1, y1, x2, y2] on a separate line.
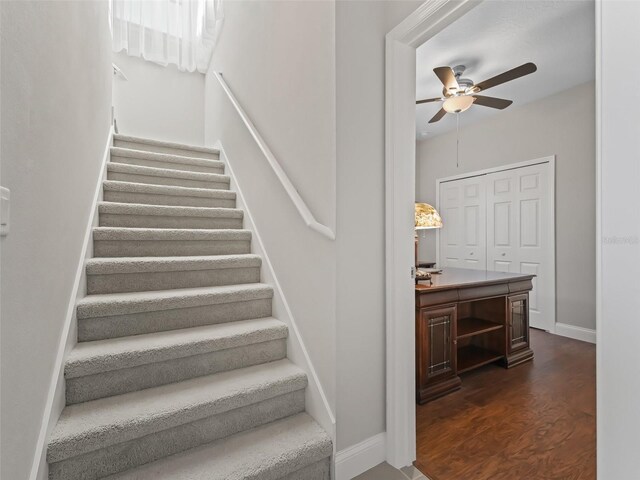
[486, 171, 518, 273]
[486, 163, 554, 331]
[438, 176, 486, 270]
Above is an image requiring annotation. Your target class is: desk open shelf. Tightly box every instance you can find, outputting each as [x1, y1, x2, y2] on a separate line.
[457, 345, 504, 374]
[455, 298, 507, 373]
[457, 317, 503, 339]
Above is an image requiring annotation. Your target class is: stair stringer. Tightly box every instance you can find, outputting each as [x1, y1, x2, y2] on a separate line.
[214, 141, 336, 451]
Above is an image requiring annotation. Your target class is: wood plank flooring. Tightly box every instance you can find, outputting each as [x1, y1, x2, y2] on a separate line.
[416, 329, 596, 480]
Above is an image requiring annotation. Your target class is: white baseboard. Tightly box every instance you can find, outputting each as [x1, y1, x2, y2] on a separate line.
[554, 322, 597, 344]
[335, 433, 386, 480]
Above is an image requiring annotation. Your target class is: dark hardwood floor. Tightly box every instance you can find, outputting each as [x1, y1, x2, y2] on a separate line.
[416, 329, 596, 480]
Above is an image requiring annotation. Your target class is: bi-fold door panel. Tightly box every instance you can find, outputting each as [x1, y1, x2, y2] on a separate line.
[487, 173, 518, 273]
[486, 163, 552, 331]
[438, 177, 486, 271]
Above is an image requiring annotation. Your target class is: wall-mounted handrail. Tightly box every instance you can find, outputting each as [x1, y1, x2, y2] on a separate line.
[213, 71, 335, 240]
[112, 63, 128, 81]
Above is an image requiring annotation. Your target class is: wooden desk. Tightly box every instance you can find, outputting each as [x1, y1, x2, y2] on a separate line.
[415, 268, 534, 404]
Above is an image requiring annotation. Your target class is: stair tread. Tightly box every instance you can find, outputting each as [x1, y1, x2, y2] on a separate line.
[86, 254, 262, 275]
[48, 359, 306, 463]
[66, 317, 287, 378]
[98, 202, 243, 218]
[111, 147, 224, 169]
[76, 283, 273, 319]
[93, 226, 251, 241]
[103, 180, 236, 199]
[113, 134, 219, 155]
[107, 162, 230, 183]
[103, 413, 331, 480]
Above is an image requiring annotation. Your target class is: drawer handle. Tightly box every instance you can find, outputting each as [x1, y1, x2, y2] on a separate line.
[501, 253, 506, 256]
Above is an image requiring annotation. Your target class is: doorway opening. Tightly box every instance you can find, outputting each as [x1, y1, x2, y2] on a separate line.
[385, 1, 597, 478]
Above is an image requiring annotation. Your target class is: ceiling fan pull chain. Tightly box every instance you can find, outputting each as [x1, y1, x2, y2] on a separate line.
[456, 113, 460, 168]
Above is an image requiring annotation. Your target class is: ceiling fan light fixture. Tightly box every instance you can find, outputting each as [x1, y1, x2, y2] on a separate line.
[442, 95, 475, 114]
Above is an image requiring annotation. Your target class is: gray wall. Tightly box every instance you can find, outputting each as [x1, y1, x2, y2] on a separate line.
[416, 81, 596, 331]
[204, 0, 338, 418]
[203, 0, 424, 453]
[335, 0, 423, 451]
[205, 0, 336, 228]
[112, 52, 205, 145]
[0, 2, 112, 479]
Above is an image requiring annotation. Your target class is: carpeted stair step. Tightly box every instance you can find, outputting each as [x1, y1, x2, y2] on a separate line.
[113, 134, 220, 160]
[77, 283, 273, 341]
[103, 413, 332, 480]
[47, 360, 308, 480]
[107, 163, 231, 189]
[98, 202, 244, 229]
[65, 317, 288, 404]
[86, 254, 262, 294]
[103, 180, 236, 208]
[110, 147, 225, 174]
[93, 227, 251, 257]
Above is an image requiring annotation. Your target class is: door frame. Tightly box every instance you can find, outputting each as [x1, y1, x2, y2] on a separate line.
[433, 156, 556, 333]
[385, 0, 603, 470]
[384, 0, 480, 468]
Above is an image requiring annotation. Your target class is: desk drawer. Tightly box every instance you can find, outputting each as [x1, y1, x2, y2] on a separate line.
[458, 284, 509, 302]
[416, 290, 459, 308]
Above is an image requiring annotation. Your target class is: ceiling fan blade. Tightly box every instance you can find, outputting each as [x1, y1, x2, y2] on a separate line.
[472, 95, 513, 110]
[416, 97, 441, 105]
[474, 62, 537, 92]
[428, 108, 448, 123]
[433, 67, 459, 91]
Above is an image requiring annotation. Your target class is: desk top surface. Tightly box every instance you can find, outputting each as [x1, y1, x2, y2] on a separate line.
[415, 268, 534, 293]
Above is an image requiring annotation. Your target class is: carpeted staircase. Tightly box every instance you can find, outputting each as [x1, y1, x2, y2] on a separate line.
[46, 134, 332, 480]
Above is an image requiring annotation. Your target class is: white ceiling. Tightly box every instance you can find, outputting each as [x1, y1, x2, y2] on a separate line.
[415, 0, 595, 139]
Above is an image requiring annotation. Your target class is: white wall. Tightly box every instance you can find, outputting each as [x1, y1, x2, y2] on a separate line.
[205, 0, 335, 228]
[0, 2, 112, 479]
[204, 0, 338, 421]
[598, 1, 640, 477]
[416, 82, 596, 331]
[204, 1, 424, 459]
[113, 51, 205, 145]
[335, 0, 422, 452]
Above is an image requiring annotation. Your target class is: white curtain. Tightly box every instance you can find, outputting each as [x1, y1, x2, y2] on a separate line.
[111, 0, 224, 74]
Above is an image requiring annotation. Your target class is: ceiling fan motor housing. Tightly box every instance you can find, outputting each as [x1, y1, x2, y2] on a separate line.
[443, 65, 478, 97]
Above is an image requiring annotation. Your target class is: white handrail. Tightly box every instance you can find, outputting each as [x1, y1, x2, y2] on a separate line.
[112, 63, 128, 81]
[213, 71, 335, 240]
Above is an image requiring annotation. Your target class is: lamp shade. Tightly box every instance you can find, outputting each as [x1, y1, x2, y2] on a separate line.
[415, 203, 443, 229]
[443, 95, 475, 114]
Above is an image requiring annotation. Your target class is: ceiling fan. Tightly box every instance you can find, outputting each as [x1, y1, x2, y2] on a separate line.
[416, 62, 537, 123]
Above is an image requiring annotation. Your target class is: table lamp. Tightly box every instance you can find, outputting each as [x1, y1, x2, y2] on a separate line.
[415, 202, 443, 268]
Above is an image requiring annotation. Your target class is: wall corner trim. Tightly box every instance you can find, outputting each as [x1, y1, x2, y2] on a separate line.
[335, 432, 387, 480]
[28, 126, 114, 480]
[554, 323, 597, 344]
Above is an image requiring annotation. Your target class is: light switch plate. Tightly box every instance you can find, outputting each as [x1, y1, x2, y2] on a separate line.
[1, 186, 10, 236]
